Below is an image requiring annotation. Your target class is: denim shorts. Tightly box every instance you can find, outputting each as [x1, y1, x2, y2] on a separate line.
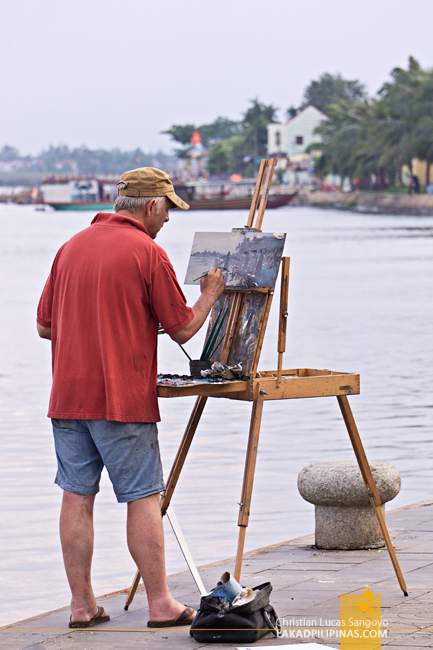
[52, 419, 165, 503]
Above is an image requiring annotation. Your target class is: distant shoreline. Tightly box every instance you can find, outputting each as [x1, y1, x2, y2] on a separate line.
[303, 190, 433, 216]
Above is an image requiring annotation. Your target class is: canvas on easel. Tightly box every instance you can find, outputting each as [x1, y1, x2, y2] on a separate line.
[184, 229, 285, 373]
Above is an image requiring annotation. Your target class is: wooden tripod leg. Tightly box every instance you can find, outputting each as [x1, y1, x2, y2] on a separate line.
[124, 571, 141, 610]
[337, 395, 408, 596]
[234, 384, 265, 582]
[124, 395, 208, 610]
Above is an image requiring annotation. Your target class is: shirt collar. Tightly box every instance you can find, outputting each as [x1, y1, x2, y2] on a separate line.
[91, 212, 150, 236]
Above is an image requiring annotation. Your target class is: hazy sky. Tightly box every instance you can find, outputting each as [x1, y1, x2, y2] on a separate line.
[2, 0, 432, 156]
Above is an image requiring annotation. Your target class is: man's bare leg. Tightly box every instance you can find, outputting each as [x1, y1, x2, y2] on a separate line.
[60, 491, 108, 622]
[127, 494, 195, 622]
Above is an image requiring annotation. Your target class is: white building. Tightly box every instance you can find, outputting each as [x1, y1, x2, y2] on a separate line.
[267, 105, 328, 158]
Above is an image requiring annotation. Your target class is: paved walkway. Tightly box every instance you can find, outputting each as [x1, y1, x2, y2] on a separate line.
[2, 500, 433, 649]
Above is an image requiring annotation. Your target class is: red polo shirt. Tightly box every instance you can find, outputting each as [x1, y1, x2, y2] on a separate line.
[37, 213, 193, 422]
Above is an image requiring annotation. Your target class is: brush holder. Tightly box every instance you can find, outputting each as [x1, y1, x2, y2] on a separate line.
[189, 360, 212, 378]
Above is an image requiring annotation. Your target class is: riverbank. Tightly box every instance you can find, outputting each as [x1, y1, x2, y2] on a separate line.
[2, 499, 433, 649]
[304, 190, 433, 215]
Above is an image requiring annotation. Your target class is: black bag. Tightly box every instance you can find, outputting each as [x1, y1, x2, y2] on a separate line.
[189, 581, 280, 644]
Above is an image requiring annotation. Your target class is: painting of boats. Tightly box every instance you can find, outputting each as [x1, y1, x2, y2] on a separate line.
[184, 231, 286, 288]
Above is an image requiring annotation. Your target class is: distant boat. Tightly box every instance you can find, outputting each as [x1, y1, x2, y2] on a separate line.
[40, 176, 117, 211]
[173, 180, 297, 210]
[40, 176, 297, 211]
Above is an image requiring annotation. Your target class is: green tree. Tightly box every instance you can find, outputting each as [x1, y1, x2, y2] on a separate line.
[378, 56, 433, 185]
[163, 118, 241, 159]
[309, 101, 365, 186]
[198, 117, 241, 148]
[310, 99, 393, 189]
[303, 73, 366, 115]
[162, 124, 196, 145]
[241, 98, 278, 159]
[286, 106, 299, 119]
[206, 135, 248, 176]
[207, 140, 231, 176]
[205, 99, 278, 176]
[161, 124, 196, 159]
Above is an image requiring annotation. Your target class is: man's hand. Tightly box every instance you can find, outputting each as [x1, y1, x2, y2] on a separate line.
[199, 266, 225, 302]
[170, 267, 226, 345]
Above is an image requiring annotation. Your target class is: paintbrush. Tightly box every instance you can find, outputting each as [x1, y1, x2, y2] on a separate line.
[200, 306, 229, 361]
[200, 308, 224, 360]
[193, 266, 226, 282]
[178, 343, 193, 361]
[193, 271, 210, 282]
[205, 306, 229, 359]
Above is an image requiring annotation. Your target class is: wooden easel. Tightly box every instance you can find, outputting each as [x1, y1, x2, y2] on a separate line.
[124, 159, 408, 610]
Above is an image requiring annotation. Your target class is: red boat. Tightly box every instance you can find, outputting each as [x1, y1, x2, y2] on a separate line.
[174, 181, 297, 210]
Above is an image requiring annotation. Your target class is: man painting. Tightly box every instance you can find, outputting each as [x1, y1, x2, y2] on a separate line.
[37, 167, 225, 628]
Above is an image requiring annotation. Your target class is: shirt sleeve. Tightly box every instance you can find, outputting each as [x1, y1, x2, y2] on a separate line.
[149, 261, 194, 335]
[37, 272, 54, 328]
[37, 243, 67, 328]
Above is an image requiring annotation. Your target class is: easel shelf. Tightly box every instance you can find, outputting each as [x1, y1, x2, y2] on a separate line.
[157, 378, 248, 399]
[157, 368, 360, 401]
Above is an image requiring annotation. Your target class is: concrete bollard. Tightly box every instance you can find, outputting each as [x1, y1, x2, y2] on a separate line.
[298, 461, 401, 550]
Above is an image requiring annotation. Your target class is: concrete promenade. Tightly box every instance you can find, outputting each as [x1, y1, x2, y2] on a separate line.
[2, 500, 433, 649]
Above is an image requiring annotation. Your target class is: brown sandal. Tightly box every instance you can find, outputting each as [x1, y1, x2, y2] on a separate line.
[69, 605, 110, 628]
[147, 605, 196, 628]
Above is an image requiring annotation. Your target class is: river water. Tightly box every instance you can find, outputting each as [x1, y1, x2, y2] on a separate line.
[0, 203, 432, 627]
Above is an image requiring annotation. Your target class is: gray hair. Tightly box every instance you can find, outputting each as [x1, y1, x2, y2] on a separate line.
[113, 195, 166, 214]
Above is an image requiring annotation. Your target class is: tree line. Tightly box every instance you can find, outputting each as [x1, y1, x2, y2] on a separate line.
[0, 145, 176, 186]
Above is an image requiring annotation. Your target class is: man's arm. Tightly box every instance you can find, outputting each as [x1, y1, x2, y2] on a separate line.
[37, 323, 52, 340]
[170, 267, 225, 344]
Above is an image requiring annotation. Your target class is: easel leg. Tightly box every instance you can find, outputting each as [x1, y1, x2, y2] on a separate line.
[234, 385, 265, 581]
[124, 395, 208, 610]
[124, 572, 141, 610]
[337, 395, 408, 596]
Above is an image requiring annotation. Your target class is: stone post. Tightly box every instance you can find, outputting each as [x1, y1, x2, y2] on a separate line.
[298, 461, 401, 549]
